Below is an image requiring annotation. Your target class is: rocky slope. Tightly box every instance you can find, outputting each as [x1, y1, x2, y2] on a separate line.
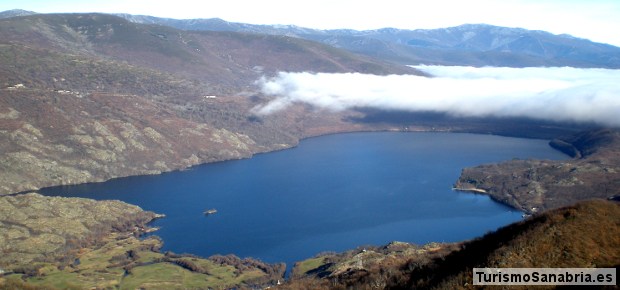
[0, 88, 261, 194]
[284, 199, 620, 289]
[0, 83, 267, 194]
[455, 129, 620, 214]
[288, 242, 460, 288]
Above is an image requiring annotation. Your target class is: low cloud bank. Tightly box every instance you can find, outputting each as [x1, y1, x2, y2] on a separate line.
[252, 66, 620, 127]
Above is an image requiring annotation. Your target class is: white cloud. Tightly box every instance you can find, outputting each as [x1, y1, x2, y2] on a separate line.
[252, 66, 620, 127]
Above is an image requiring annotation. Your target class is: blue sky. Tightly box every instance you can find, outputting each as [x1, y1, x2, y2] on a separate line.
[1, 0, 619, 46]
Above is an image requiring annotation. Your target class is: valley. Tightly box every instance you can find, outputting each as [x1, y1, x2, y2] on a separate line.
[1, 10, 619, 289]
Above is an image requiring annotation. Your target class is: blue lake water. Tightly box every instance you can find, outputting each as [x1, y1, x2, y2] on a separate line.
[40, 132, 567, 267]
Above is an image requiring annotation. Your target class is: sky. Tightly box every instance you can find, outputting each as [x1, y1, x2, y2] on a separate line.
[252, 66, 620, 127]
[1, 0, 619, 47]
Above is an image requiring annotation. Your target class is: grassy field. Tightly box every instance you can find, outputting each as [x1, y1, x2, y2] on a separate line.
[120, 263, 208, 289]
[11, 233, 278, 289]
[292, 256, 327, 277]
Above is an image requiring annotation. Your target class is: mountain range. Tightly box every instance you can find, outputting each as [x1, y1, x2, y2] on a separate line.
[113, 12, 620, 68]
[2, 9, 619, 68]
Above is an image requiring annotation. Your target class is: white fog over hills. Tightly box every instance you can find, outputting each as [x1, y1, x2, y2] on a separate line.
[253, 66, 620, 127]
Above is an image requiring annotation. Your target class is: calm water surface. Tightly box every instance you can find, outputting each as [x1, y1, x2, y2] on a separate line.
[41, 132, 567, 267]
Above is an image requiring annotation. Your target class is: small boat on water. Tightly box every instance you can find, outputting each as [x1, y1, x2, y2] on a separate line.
[204, 209, 217, 215]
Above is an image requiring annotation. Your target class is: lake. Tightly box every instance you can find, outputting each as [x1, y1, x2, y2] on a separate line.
[40, 132, 567, 268]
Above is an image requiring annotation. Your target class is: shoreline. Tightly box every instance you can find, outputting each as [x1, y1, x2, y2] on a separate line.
[452, 186, 530, 214]
[7, 128, 567, 197]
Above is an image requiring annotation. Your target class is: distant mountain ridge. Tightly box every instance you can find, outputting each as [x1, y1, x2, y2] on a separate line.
[3, 10, 618, 68]
[112, 13, 620, 68]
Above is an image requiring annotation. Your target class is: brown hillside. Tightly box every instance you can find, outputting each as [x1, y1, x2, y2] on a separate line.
[0, 14, 421, 94]
[412, 199, 620, 290]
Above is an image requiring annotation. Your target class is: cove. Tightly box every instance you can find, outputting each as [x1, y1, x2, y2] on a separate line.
[40, 132, 567, 267]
